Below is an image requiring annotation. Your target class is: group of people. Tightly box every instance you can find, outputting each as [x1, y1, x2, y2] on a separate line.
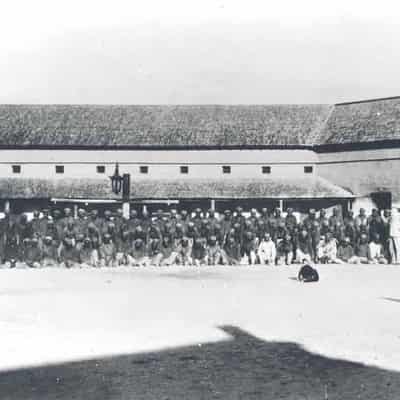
[0, 205, 395, 268]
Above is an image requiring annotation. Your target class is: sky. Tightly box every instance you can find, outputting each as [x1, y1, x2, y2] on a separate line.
[1, 0, 400, 104]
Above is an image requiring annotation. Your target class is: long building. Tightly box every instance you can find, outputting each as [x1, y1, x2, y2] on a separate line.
[0, 96, 399, 214]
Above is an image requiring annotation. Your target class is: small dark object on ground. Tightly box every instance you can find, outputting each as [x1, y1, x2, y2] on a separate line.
[298, 264, 319, 282]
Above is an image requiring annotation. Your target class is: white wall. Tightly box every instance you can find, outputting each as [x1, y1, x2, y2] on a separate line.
[318, 147, 400, 201]
[0, 149, 317, 179]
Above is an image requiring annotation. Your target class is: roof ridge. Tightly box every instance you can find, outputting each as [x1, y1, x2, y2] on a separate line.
[308, 104, 335, 145]
[335, 95, 400, 106]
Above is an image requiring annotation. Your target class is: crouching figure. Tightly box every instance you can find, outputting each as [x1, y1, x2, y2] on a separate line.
[298, 264, 319, 283]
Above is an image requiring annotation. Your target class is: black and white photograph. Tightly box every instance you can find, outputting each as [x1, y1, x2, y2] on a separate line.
[1, 0, 400, 398]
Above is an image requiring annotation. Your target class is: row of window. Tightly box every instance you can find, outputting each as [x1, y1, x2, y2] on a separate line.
[10, 165, 314, 174]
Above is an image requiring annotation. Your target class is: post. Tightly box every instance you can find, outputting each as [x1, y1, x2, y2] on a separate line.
[142, 204, 148, 215]
[279, 199, 283, 212]
[4, 200, 10, 214]
[122, 202, 130, 219]
[210, 199, 215, 211]
[122, 173, 131, 219]
[73, 204, 78, 219]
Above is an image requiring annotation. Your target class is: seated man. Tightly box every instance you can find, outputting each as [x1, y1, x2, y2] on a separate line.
[223, 236, 241, 265]
[318, 233, 341, 264]
[355, 233, 370, 264]
[276, 233, 294, 265]
[368, 233, 388, 264]
[241, 231, 257, 265]
[192, 237, 208, 266]
[160, 236, 178, 266]
[337, 237, 359, 264]
[41, 236, 59, 267]
[77, 237, 97, 267]
[59, 237, 79, 268]
[24, 237, 42, 268]
[129, 238, 150, 267]
[116, 230, 131, 266]
[295, 228, 312, 263]
[207, 235, 227, 266]
[176, 237, 193, 266]
[99, 233, 116, 267]
[148, 238, 163, 266]
[257, 233, 276, 265]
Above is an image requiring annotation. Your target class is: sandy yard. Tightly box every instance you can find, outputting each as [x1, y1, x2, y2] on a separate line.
[0, 264, 400, 399]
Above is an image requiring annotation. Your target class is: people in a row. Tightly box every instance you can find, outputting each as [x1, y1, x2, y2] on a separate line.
[0, 206, 392, 268]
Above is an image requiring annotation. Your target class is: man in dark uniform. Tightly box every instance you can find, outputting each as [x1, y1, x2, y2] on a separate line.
[113, 208, 124, 235]
[302, 210, 320, 262]
[4, 217, 19, 268]
[180, 209, 189, 230]
[24, 237, 42, 268]
[368, 208, 384, 241]
[38, 209, 52, 238]
[75, 208, 88, 237]
[59, 237, 78, 268]
[318, 209, 329, 227]
[248, 208, 259, 232]
[220, 210, 232, 243]
[206, 209, 220, 229]
[241, 230, 257, 265]
[224, 236, 241, 265]
[186, 221, 200, 244]
[128, 209, 141, 232]
[18, 214, 33, 243]
[87, 209, 102, 231]
[60, 208, 74, 231]
[191, 208, 203, 230]
[260, 208, 269, 227]
[41, 236, 59, 267]
[329, 207, 343, 227]
[192, 237, 207, 266]
[268, 208, 282, 241]
[285, 208, 298, 236]
[31, 210, 41, 237]
[44, 219, 60, 245]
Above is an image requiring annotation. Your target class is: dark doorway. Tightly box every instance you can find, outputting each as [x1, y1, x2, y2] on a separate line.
[371, 191, 392, 210]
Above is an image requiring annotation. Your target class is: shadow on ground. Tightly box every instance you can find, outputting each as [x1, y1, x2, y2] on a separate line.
[0, 325, 399, 400]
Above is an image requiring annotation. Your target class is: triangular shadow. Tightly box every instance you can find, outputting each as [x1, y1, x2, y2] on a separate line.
[0, 325, 399, 399]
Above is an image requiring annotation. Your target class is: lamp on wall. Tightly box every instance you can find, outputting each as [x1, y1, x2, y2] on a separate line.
[110, 163, 123, 195]
[110, 163, 130, 217]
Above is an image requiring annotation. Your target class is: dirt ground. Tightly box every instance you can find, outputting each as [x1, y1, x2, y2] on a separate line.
[0, 264, 400, 399]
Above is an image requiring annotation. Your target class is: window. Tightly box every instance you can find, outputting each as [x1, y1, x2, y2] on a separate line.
[140, 166, 149, 174]
[180, 166, 189, 174]
[262, 166, 271, 174]
[222, 166, 231, 174]
[55, 165, 64, 174]
[304, 166, 313, 174]
[97, 165, 106, 174]
[12, 165, 21, 174]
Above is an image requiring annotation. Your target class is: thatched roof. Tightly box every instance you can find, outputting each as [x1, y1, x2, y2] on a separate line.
[0, 104, 331, 148]
[0, 178, 118, 200]
[0, 177, 353, 200]
[319, 97, 400, 145]
[0, 98, 399, 148]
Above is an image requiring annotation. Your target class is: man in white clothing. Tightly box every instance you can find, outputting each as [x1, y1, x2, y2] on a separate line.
[258, 233, 276, 265]
[369, 233, 388, 264]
